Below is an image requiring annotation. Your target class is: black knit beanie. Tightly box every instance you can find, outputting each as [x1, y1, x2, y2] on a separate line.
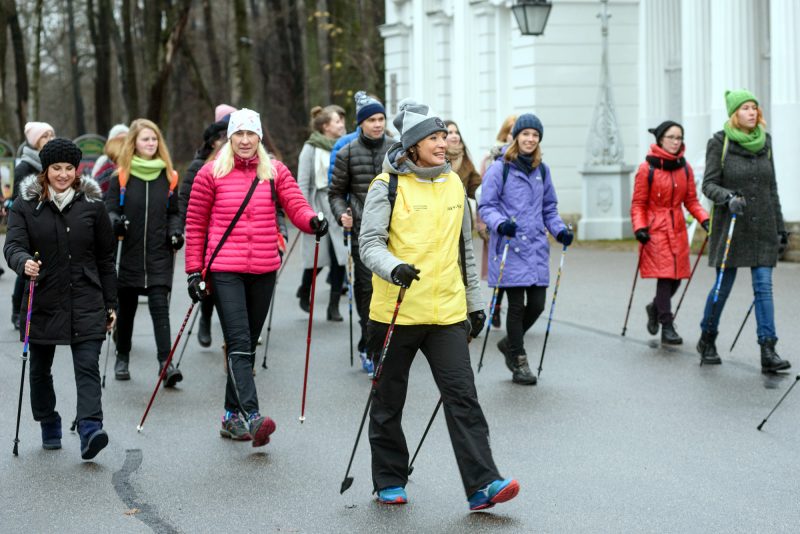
[39, 138, 83, 171]
[648, 121, 683, 145]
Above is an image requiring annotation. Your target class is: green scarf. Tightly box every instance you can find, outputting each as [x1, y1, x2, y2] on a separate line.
[130, 156, 167, 181]
[723, 122, 766, 153]
[306, 131, 336, 151]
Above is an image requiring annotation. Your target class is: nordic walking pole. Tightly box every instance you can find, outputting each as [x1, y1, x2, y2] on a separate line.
[673, 235, 708, 321]
[345, 208, 354, 367]
[758, 375, 800, 431]
[12, 252, 39, 456]
[300, 213, 324, 424]
[261, 229, 300, 369]
[102, 234, 126, 387]
[621, 254, 642, 336]
[537, 228, 571, 377]
[137, 301, 197, 432]
[701, 213, 737, 366]
[407, 398, 442, 476]
[729, 301, 754, 352]
[477, 239, 511, 372]
[340, 287, 406, 494]
[174, 306, 199, 369]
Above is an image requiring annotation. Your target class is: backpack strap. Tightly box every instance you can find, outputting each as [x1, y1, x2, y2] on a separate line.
[721, 135, 729, 169]
[500, 163, 510, 196]
[118, 169, 129, 207]
[647, 164, 655, 188]
[166, 170, 178, 207]
[387, 173, 398, 233]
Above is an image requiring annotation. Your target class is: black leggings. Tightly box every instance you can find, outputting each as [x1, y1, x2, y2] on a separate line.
[653, 278, 681, 324]
[505, 285, 547, 356]
[115, 286, 172, 362]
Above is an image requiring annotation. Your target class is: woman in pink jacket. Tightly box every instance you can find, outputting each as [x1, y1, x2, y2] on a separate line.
[185, 109, 328, 446]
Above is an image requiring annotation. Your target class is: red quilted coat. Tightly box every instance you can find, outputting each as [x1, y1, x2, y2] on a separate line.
[630, 144, 709, 279]
[185, 155, 315, 274]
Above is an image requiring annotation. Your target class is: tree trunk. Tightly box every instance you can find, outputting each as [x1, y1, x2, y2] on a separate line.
[91, 0, 113, 134]
[0, 1, 10, 138]
[66, 0, 86, 135]
[233, 0, 254, 107]
[121, 0, 140, 118]
[30, 0, 44, 120]
[202, 0, 224, 102]
[145, 0, 192, 125]
[315, 0, 332, 102]
[7, 0, 29, 138]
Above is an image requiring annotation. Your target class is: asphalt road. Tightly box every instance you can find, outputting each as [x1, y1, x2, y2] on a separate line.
[1, 232, 798, 533]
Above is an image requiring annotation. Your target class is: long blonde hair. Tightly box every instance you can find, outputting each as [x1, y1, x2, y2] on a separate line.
[212, 141, 274, 181]
[117, 118, 175, 178]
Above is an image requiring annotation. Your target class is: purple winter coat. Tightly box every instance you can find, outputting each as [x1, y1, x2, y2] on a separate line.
[478, 158, 566, 287]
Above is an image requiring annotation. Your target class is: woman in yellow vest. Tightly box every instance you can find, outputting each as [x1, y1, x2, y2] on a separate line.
[359, 99, 519, 511]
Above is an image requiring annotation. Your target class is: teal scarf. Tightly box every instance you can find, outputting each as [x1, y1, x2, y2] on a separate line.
[306, 131, 336, 151]
[130, 156, 167, 181]
[723, 122, 766, 153]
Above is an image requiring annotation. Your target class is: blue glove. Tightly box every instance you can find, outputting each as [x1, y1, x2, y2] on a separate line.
[497, 220, 517, 238]
[557, 228, 574, 247]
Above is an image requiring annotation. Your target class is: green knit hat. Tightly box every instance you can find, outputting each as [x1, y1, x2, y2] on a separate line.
[725, 89, 759, 117]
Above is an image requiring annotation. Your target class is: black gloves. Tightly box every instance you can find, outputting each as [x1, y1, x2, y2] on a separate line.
[170, 233, 184, 251]
[310, 216, 329, 238]
[701, 219, 710, 233]
[497, 220, 517, 238]
[187, 273, 208, 302]
[391, 264, 420, 288]
[634, 228, 650, 245]
[778, 231, 789, 256]
[468, 310, 486, 338]
[113, 215, 129, 238]
[728, 194, 746, 215]
[557, 228, 574, 247]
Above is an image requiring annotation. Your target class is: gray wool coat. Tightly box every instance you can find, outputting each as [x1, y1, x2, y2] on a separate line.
[702, 131, 785, 268]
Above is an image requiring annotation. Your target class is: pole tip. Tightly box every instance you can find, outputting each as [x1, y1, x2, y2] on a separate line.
[299, 416, 305, 424]
[136, 425, 143, 433]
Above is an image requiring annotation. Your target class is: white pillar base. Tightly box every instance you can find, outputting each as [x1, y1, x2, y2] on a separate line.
[580, 164, 636, 240]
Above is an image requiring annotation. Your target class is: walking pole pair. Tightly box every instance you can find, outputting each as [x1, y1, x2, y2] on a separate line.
[261, 230, 301, 369]
[340, 287, 406, 494]
[12, 252, 39, 456]
[729, 301, 754, 352]
[477, 239, 511, 372]
[621, 253, 642, 337]
[673, 235, 708, 321]
[537, 230, 571, 377]
[299, 213, 324, 423]
[701, 213, 737, 366]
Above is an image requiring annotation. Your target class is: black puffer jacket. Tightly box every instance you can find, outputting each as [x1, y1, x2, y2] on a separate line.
[105, 169, 181, 288]
[4, 176, 116, 344]
[328, 132, 393, 236]
[702, 131, 785, 268]
[178, 155, 205, 227]
[13, 146, 42, 200]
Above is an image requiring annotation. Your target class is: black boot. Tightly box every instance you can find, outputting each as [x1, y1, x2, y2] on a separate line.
[497, 337, 514, 372]
[327, 292, 343, 322]
[296, 286, 310, 313]
[661, 322, 683, 345]
[198, 313, 212, 347]
[646, 303, 659, 335]
[511, 354, 537, 385]
[696, 331, 721, 365]
[760, 338, 791, 373]
[160, 361, 183, 388]
[492, 306, 502, 328]
[114, 352, 130, 380]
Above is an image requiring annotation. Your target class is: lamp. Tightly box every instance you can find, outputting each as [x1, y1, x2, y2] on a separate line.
[511, 0, 553, 36]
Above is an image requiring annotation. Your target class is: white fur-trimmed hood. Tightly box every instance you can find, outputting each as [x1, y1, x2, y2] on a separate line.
[19, 174, 103, 203]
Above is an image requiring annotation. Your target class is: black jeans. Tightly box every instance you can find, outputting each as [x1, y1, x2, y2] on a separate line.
[367, 321, 502, 496]
[115, 286, 172, 362]
[505, 285, 547, 356]
[29, 339, 104, 423]
[351, 243, 373, 353]
[12, 274, 24, 315]
[211, 271, 275, 415]
[653, 278, 681, 324]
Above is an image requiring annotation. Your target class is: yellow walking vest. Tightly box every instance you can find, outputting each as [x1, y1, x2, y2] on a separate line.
[369, 170, 467, 325]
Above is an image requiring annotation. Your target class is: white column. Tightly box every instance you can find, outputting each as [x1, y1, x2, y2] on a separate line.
[770, 0, 800, 222]
[709, 0, 759, 128]
[429, 11, 453, 119]
[638, 0, 681, 158]
[680, 0, 710, 170]
[450, 0, 468, 125]
[411, 0, 425, 99]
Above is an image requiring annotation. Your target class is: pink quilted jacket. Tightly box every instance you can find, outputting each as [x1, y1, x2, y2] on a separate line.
[185, 155, 315, 274]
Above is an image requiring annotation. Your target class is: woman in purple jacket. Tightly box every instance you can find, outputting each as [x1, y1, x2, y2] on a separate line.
[478, 114, 573, 385]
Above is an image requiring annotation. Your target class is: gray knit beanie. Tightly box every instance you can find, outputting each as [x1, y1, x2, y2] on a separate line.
[392, 98, 448, 150]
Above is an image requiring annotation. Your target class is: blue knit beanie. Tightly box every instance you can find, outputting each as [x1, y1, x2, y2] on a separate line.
[512, 113, 544, 140]
[354, 91, 386, 125]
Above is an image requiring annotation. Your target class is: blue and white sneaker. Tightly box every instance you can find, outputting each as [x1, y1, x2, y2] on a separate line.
[377, 486, 407, 504]
[468, 478, 520, 511]
[359, 351, 374, 378]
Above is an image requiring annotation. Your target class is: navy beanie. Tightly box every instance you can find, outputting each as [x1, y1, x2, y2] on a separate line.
[354, 91, 386, 124]
[512, 113, 544, 140]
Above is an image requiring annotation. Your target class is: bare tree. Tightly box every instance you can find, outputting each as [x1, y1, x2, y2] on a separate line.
[202, 0, 224, 102]
[87, 0, 112, 133]
[233, 0, 254, 107]
[30, 0, 44, 120]
[66, 0, 86, 135]
[7, 0, 30, 137]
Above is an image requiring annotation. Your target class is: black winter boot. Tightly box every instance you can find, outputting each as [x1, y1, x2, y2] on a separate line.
[497, 337, 514, 372]
[661, 322, 683, 345]
[160, 361, 183, 388]
[198, 313, 212, 347]
[696, 331, 721, 365]
[327, 292, 343, 322]
[297, 286, 310, 313]
[512, 354, 537, 385]
[492, 306, 502, 328]
[760, 338, 791, 373]
[646, 303, 659, 335]
[114, 352, 130, 380]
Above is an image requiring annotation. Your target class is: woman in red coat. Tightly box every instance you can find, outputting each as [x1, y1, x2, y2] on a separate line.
[631, 121, 709, 344]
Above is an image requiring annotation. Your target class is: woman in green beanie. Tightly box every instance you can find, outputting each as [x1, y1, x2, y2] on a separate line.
[696, 89, 790, 373]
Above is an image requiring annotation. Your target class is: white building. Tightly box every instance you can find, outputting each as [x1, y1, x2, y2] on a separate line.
[380, 0, 800, 237]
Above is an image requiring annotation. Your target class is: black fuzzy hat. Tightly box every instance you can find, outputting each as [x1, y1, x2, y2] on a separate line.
[648, 121, 683, 144]
[39, 137, 83, 170]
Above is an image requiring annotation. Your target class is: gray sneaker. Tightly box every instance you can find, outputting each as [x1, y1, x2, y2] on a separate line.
[220, 412, 252, 441]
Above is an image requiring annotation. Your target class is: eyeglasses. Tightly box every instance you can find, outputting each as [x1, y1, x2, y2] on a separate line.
[663, 135, 683, 142]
